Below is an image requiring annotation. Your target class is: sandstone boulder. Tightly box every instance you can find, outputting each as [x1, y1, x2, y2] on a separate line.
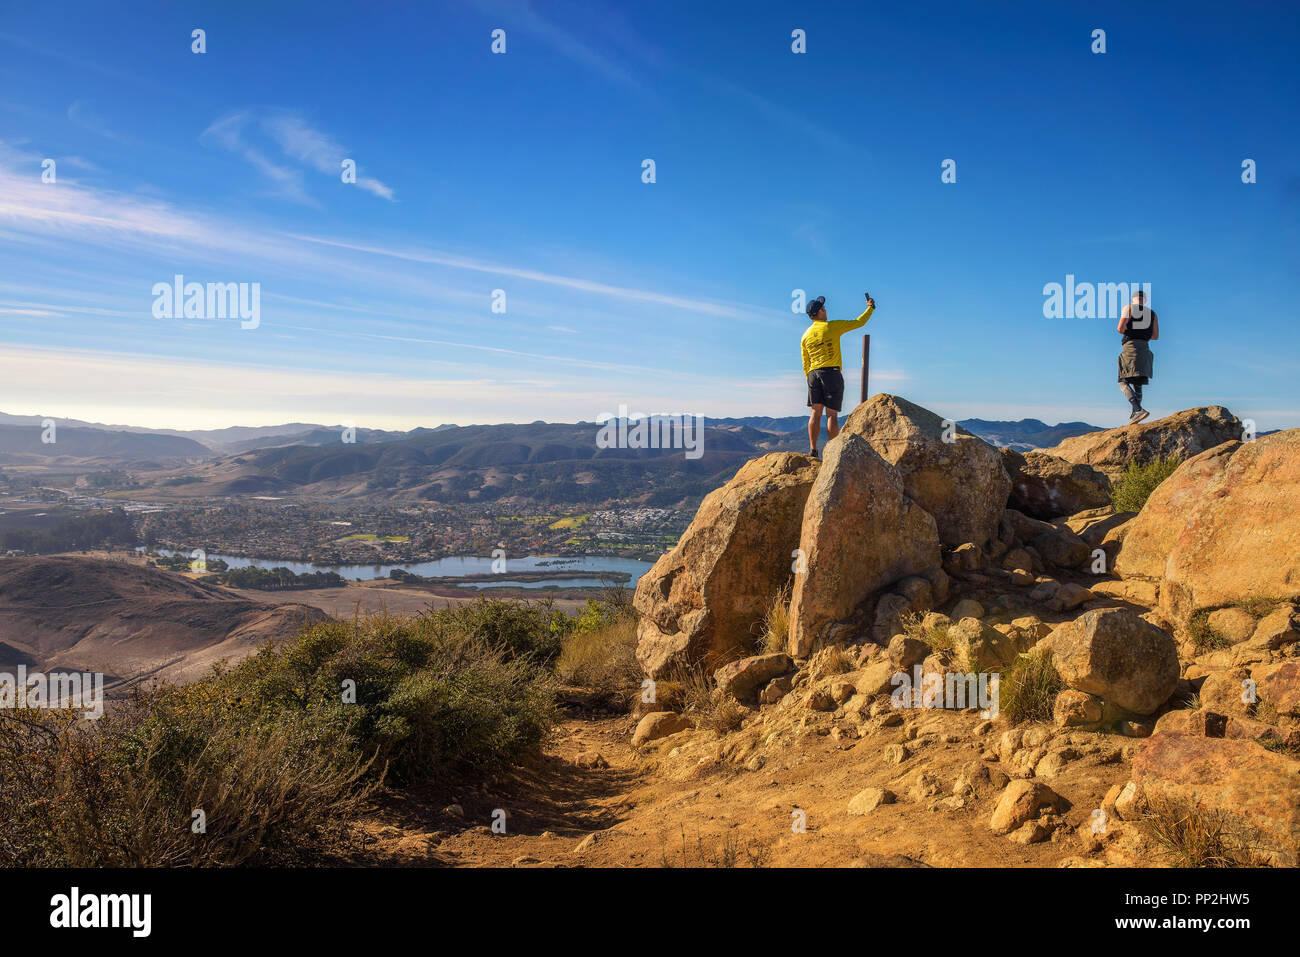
[1043, 607, 1179, 715]
[950, 617, 1019, 671]
[713, 653, 793, 702]
[1205, 607, 1259, 645]
[1054, 689, 1104, 727]
[989, 780, 1069, 835]
[1114, 429, 1300, 623]
[634, 452, 818, 678]
[1255, 660, 1300, 718]
[840, 394, 1010, 547]
[631, 711, 692, 747]
[1132, 732, 1300, 866]
[847, 787, 896, 815]
[788, 434, 941, 657]
[1001, 448, 1110, 520]
[1041, 406, 1244, 477]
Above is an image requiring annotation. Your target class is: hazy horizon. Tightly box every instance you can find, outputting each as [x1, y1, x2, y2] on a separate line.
[0, 400, 1122, 435]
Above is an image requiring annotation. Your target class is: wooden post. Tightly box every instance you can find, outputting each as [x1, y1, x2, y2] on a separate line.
[860, 334, 870, 404]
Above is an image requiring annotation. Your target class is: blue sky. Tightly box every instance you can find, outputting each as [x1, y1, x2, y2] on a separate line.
[0, 0, 1296, 432]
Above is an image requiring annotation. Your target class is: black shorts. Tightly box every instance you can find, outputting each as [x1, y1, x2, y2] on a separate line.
[807, 367, 844, 412]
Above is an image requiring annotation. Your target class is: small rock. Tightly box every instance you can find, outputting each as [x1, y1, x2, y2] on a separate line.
[847, 787, 896, 815]
[1054, 689, 1104, 727]
[989, 780, 1069, 835]
[883, 743, 911, 765]
[1113, 781, 1142, 821]
[1010, 820, 1053, 844]
[805, 688, 837, 711]
[574, 750, 608, 770]
[830, 679, 856, 704]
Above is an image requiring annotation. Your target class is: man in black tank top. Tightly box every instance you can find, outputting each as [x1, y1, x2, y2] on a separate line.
[1116, 289, 1159, 424]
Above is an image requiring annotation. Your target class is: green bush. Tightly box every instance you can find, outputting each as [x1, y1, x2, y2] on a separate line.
[422, 596, 571, 665]
[0, 606, 560, 866]
[1109, 457, 1182, 513]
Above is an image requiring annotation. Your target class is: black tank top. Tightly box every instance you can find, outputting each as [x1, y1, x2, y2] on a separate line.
[1123, 305, 1155, 342]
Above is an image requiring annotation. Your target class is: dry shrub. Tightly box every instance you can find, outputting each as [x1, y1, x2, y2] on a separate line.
[556, 616, 641, 698]
[1139, 793, 1273, 868]
[0, 698, 374, 867]
[660, 826, 773, 868]
[754, 585, 791, 655]
[667, 662, 745, 735]
[902, 610, 953, 654]
[999, 648, 1063, 724]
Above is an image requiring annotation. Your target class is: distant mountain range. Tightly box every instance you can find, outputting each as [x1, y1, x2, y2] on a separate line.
[0, 410, 1109, 492]
[954, 418, 1105, 452]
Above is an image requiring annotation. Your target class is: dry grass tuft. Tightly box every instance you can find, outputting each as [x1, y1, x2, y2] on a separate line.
[1139, 793, 1272, 868]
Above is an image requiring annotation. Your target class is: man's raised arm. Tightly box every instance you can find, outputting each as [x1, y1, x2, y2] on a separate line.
[831, 298, 875, 333]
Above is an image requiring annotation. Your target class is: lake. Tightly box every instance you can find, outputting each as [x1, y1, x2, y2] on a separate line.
[148, 549, 655, 588]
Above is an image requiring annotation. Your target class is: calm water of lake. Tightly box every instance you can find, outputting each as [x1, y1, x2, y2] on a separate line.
[148, 549, 654, 588]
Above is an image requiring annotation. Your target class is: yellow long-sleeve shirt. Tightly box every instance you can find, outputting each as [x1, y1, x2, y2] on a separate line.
[801, 306, 873, 377]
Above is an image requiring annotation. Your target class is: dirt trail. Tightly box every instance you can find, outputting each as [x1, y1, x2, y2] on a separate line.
[353, 700, 1139, 868]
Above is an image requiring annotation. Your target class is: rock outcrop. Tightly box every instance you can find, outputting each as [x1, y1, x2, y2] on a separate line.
[840, 394, 1010, 547]
[1040, 406, 1244, 477]
[1001, 448, 1110, 520]
[788, 434, 941, 657]
[1114, 429, 1300, 623]
[1042, 608, 1179, 715]
[634, 452, 818, 678]
[1131, 732, 1300, 866]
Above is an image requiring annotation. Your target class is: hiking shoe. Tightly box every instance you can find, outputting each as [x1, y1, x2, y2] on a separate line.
[809, 448, 819, 459]
[1129, 408, 1150, 425]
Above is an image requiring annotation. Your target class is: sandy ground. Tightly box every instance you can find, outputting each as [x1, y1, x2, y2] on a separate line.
[349, 702, 1139, 868]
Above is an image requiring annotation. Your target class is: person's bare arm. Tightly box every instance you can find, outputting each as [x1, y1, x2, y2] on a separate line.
[1117, 304, 1130, 335]
[1151, 311, 1159, 340]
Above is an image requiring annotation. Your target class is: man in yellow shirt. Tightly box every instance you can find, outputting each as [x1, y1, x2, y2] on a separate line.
[801, 293, 874, 457]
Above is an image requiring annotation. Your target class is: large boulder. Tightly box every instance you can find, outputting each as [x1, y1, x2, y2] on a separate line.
[1114, 429, 1300, 624]
[839, 394, 1010, 548]
[788, 434, 941, 657]
[634, 452, 818, 678]
[1131, 732, 1300, 866]
[1042, 607, 1179, 715]
[1001, 448, 1110, 520]
[1040, 405, 1244, 478]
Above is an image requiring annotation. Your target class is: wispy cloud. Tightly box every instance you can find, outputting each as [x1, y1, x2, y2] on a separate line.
[477, 0, 656, 98]
[200, 109, 395, 204]
[67, 99, 129, 144]
[262, 113, 394, 200]
[286, 233, 760, 319]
